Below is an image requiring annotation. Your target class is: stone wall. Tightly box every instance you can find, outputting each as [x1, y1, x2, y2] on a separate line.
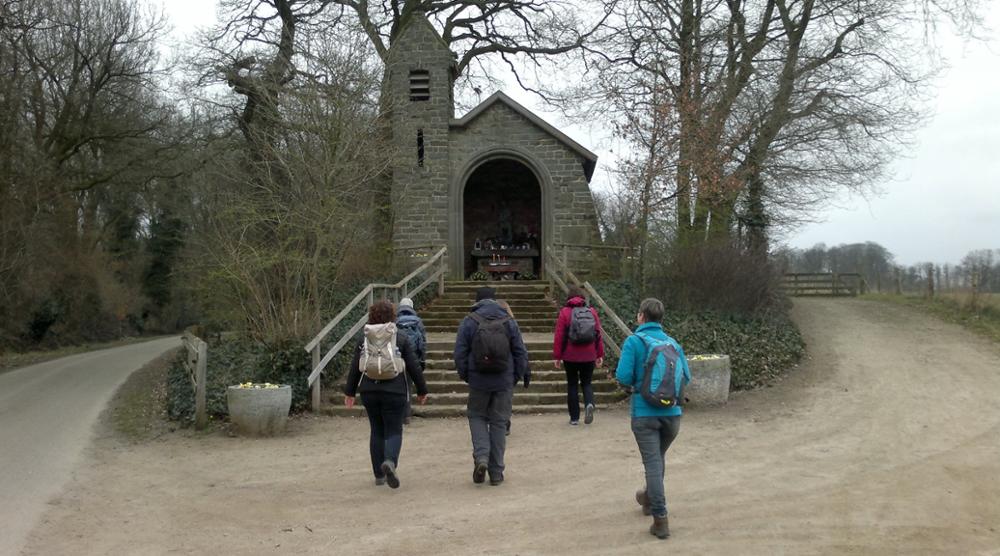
[448, 101, 601, 275]
[386, 17, 454, 263]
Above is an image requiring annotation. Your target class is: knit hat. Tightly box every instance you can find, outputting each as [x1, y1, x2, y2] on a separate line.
[475, 287, 496, 302]
[399, 297, 414, 309]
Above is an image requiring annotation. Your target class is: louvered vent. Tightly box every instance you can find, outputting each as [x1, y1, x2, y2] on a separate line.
[409, 70, 430, 101]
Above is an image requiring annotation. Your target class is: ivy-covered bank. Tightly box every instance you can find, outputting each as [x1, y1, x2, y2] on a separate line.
[591, 281, 805, 390]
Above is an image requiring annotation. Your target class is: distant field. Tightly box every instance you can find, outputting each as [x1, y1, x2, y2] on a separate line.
[866, 292, 1000, 343]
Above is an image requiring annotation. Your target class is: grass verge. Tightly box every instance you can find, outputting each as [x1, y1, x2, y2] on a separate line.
[102, 348, 179, 443]
[865, 293, 1000, 344]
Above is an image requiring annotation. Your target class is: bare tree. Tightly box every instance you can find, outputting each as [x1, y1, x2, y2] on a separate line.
[576, 0, 983, 256]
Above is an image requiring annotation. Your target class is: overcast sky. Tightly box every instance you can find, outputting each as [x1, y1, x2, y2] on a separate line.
[160, 1, 999, 266]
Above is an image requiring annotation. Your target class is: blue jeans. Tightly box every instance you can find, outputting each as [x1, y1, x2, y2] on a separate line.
[631, 416, 681, 517]
[467, 388, 513, 478]
[564, 361, 595, 421]
[361, 391, 407, 478]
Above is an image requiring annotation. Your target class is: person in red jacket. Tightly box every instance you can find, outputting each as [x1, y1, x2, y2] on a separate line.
[553, 285, 605, 425]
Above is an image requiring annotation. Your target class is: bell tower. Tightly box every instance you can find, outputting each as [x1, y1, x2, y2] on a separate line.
[385, 14, 456, 265]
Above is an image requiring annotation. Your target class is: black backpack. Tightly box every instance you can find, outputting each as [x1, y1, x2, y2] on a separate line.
[469, 313, 511, 373]
[567, 306, 597, 344]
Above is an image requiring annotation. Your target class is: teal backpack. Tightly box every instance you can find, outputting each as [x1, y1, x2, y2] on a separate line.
[634, 333, 687, 409]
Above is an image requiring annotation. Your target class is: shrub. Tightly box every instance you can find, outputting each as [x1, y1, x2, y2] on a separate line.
[590, 280, 804, 390]
[166, 337, 312, 424]
[469, 271, 489, 281]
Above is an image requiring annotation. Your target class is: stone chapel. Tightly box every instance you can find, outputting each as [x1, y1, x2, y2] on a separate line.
[386, 14, 603, 279]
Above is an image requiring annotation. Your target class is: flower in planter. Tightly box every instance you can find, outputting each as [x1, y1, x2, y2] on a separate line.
[235, 382, 283, 389]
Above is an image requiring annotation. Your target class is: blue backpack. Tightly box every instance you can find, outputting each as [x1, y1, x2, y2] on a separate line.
[634, 333, 687, 409]
[396, 314, 426, 364]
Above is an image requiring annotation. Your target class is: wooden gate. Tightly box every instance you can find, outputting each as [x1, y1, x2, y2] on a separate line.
[781, 273, 867, 297]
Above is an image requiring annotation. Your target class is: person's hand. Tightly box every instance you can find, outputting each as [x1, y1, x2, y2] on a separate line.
[523, 374, 531, 389]
[596, 357, 604, 368]
[554, 360, 562, 369]
[344, 396, 355, 408]
[417, 394, 428, 405]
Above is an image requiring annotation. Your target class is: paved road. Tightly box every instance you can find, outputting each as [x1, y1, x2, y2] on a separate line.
[0, 337, 178, 556]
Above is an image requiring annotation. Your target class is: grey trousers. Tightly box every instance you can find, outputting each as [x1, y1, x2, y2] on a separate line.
[467, 388, 513, 477]
[631, 416, 681, 517]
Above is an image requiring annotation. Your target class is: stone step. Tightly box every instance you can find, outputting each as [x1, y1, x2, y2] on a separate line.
[425, 340, 552, 351]
[427, 351, 562, 372]
[421, 317, 556, 328]
[444, 281, 549, 290]
[417, 380, 619, 394]
[322, 403, 615, 418]
[421, 368, 592, 380]
[435, 291, 549, 301]
[413, 391, 624, 406]
[426, 325, 554, 333]
[421, 308, 558, 318]
[427, 348, 553, 359]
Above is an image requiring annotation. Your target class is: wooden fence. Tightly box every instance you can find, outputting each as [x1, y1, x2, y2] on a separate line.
[544, 248, 632, 357]
[181, 332, 208, 429]
[303, 246, 448, 411]
[781, 273, 868, 297]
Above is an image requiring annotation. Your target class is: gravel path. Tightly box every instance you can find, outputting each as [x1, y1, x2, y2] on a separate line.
[20, 299, 1000, 554]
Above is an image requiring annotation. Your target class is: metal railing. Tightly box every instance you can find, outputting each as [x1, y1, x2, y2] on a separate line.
[302, 246, 448, 410]
[544, 248, 632, 357]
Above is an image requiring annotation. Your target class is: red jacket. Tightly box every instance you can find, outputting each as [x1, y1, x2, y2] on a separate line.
[553, 296, 605, 362]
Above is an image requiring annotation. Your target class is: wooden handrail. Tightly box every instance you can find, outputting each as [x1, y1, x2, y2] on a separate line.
[544, 249, 632, 358]
[303, 246, 448, 407]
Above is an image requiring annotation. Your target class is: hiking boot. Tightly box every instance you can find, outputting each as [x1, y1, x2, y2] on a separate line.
[584, 404, 595, 425]
[489, 473, 504, 486]
[380, 461, 399, 489]
[473, 461, 488, 484]
[635, 488, 652, 516]
[650, 515, 670, 539]
[375, 476, 386, 486]
[569, 420, 579, 426]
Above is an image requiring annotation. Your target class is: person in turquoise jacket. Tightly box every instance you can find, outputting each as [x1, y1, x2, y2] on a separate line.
[614, 297, 691, 540]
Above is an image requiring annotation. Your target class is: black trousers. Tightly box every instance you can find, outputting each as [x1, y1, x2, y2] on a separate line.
[564, 360, 595, 422]
[360, 391, 407, 478]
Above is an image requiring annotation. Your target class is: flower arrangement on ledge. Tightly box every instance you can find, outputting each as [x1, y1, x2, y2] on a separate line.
[688, 354, 726, 362]
[235, 382, 283, 389]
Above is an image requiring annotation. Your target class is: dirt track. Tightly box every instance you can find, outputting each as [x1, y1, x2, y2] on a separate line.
[22, 299, 1000, 555]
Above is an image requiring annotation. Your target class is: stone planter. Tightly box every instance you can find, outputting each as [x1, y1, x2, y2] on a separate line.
[226, 385, 292, 436]
[686, 355, 731, 406]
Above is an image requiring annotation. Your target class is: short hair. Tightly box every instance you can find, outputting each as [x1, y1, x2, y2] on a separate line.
[475, 287, 496, 301]
[566, 285, 586, 301]
[639, 298, 664, 323]
[368, 300, 395, 325]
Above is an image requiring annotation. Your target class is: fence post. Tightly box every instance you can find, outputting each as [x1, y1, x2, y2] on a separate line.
[311, 344, 321, 411]
[195, 340, 207, 430]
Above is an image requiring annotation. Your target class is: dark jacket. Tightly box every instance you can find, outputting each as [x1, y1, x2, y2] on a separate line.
[553, 296, 605, 363]
[344, 332, 428, 397]
[396, 307, 427, 367]
[453, 299, 530, 392]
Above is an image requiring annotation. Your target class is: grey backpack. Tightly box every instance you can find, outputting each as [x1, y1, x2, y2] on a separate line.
[568, 306, 597, 344]
[360, 323, 405, 380]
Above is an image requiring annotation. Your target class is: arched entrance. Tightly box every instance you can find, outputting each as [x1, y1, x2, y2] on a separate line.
[460, 158, 543, 278]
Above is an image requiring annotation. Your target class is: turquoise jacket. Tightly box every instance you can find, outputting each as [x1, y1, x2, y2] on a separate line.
[615, 322, 691, 417]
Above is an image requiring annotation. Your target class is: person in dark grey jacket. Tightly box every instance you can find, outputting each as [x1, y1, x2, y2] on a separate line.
[344, 300, 428, 489]
[453, 287, 529, 486]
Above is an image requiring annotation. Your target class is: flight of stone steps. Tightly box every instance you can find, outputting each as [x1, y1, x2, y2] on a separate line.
[323, 280, 625, 417]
